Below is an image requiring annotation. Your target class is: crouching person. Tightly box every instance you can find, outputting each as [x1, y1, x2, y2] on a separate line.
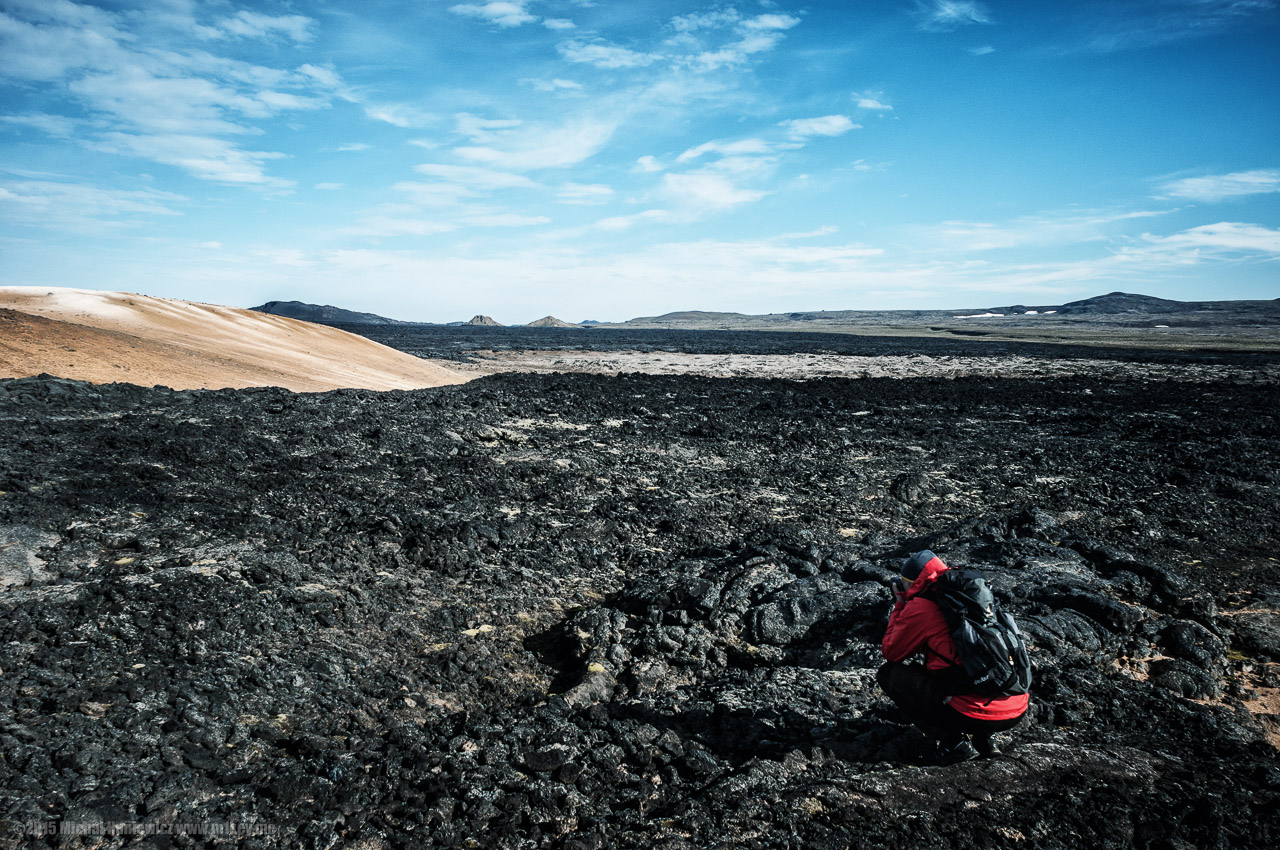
[879, 550, 1029, 764]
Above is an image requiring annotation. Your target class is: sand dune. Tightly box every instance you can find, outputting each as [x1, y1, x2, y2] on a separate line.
[0, 287, 468, 392]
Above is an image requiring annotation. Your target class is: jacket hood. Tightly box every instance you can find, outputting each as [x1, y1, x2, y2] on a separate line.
[905, 555, 948, 598]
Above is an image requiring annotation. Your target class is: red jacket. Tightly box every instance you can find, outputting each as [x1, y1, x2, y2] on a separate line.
[882, 555, 1029, 721]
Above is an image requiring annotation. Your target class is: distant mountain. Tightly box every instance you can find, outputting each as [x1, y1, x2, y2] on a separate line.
[611, 292, 1280, 330]
[252, 301, 407, 325]
[526, 316, 581, 328]
[467, 315, 503, 326]
[1053, 292, 1185, 314]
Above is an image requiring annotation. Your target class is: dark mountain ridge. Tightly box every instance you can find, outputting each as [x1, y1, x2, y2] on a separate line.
[251, 300, 409, 325]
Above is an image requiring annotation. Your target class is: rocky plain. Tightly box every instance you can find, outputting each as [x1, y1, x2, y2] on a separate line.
[3, 325, 1280, 849]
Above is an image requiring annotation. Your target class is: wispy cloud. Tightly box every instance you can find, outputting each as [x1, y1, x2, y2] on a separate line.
[780, 115, 858, 140]
[0, 178, 185, 232]
[671, 9, 744, 33]
[677, 138, 774, 163]
[854, 92, 893, 110]
[931, 208, 1172, 251]
[449, 2, 537, 29]
[93, 132, 293, 187]
[689, 13, 802, 70]
[1158, 169, 1280, 202]
[1074, 0, 1276, 52]
[523, 77, 583, 92]
[1136, 221, 1280, 256]
[216, 11, 314, 43]
[364, 104, 437, 128]
[453, 115, 619, 170]
[594, 209, 671, 232]
[557, 182, 614, 204]
[414, 163, 541, 191]
[461, 212, 550, 227]
[0, 0, 340, 187]
[0, 113, 79, 136]
[914, 1, 993, 32]
[558, 40, 662, 69]
[660, 173, 770, 210]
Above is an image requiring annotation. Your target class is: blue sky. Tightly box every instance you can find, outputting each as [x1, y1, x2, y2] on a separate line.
[1, 0, 1277, 323]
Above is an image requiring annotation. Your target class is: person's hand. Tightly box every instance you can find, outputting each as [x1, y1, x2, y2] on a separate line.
[891, 578, 909, 605]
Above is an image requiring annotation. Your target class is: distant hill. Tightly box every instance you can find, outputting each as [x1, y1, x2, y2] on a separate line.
[527, 316, 581, 328]
[467, 315, 503, 326]
[612, 292, 1280, 331]
[1051, 291, 1265, 315]
[252, 301, 407, 325]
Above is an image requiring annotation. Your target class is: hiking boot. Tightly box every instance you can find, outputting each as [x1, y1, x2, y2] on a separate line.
[936, 738, 979, 765]
[974, 735, 1001, 759]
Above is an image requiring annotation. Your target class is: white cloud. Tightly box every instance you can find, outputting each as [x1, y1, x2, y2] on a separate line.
[595, 209, 672, 231]
[0, 178, 185, 232]
[1138, 221, 1280, 255]
[558, 40, 662, 69]
[854, 93, 893, 110]
[392, 181, 481, 206]
[462, 212, 551, 227]
[413, 163, 541, 191]
[454, 116, 619, 170]
[1158, 169, 1280, 202]
[0, 1, 342, 187]
[94, 131, 292, 187]
[314, 182, 344, 191]
[967, 45, 996, 55]
[337, 143, 371, 152]
[933, 208, 1170, 251]
[915, 1, 993, 32]
[781, 115, 858, 140]
[671, 9, 743, 33]
[543, 19, 576, 31]
[0, 113, 79, 136]
[1077, 0, 1276, 52]
[455, 114, 523, 139]
[661, 172, 769, 209]
[217, 11, 314, 43]
[523, 77, 582, 91]
[0, 0, 133, 82]
[557, 182, 614, 204]
[340, 209, 460, 238]
[635, 155, 665, 173]
[741, 15, 804, 32]
[365, 104, 436, 128]
[449, 2, 537, 28]
[680, 12, 802, 70]
[678, 138, 774, 163]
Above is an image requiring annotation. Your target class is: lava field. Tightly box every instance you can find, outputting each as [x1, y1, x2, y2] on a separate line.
[2, 340, 1280, 848]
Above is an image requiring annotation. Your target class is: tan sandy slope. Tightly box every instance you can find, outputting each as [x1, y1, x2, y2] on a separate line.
[0, 287, 468, 392]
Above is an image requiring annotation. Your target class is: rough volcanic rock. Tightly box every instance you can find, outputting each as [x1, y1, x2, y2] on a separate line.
[1, 343, 1278, 848]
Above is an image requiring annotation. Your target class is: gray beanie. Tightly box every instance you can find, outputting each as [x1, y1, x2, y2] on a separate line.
[901, 550, 937, 581]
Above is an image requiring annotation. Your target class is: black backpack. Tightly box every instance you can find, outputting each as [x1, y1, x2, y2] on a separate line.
[922, 568, 1032, 698]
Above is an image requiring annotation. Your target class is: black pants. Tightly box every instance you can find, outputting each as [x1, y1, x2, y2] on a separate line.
[877, 661, 1023, 745]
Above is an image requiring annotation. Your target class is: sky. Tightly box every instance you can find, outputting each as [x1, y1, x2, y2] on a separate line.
[1, 0, 1278, 323]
